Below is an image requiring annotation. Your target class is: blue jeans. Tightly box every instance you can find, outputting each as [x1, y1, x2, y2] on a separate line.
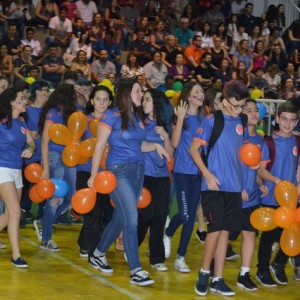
[41, 151, 76, 242]
[96, 162, 144, 273]
[165, 172, 201, 257]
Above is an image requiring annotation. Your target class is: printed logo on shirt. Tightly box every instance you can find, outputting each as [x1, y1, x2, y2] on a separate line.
[47, 112, 53, 119]
[236, 124, 243, 135]
[57, 111, 63, 116]
[21, 127, 27, 135]
[139, 121, 145, 129]
[114, 111, 121, 117]
[197, 127, 203, 135]
[293, 146, 298, 156]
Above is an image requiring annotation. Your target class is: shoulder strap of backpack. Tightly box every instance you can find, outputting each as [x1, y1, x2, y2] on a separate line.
[201, 110, 224, 167]
[264, 135, 276, 172]
[240, 113, 248, 137]
[294, 135, 300, 159]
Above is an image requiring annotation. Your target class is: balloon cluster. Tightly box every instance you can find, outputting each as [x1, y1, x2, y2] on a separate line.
[165, 81, 183, 107]
[250, 181, 300, 256]
[24, 163, 69, 203]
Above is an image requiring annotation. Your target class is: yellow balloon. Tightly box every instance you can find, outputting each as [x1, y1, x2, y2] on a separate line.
[250, 89, 262, 99]
[165, 90, 176, 98]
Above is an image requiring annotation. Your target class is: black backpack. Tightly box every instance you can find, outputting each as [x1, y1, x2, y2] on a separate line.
[201, 110, 248, 167]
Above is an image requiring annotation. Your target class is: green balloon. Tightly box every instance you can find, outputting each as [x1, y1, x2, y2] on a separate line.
[172, 81, 183, 92]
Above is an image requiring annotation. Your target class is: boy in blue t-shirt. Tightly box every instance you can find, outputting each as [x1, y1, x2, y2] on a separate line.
[256, 102, 300, 287]
[190, 80, 249, 297]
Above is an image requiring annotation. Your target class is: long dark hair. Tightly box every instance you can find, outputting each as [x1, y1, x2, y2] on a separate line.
[85, 85, 114, 114]
[115, 78, 143, 131]
[0, 87, 23, 126]
[143, 88, 174, 135]
[38, 84, 77, 134]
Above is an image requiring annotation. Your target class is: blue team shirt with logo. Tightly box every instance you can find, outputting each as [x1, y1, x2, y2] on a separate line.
[144, 118, 169, 177]
[174, 114, 203, 175]
[45, 107, 65, 154]
[99, 107, 146, 165]
[0, 117, 28, 169]
[194, 113, 245, 192]
[25, 105, 42, 165]
[242, 131, 268, 208]
[261, 134, 299, 207]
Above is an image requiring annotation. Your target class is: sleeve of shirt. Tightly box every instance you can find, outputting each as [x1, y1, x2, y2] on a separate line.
[98, 109, 114, 131]
[193, 115, 214, 146]
[45, 108, 59, 124]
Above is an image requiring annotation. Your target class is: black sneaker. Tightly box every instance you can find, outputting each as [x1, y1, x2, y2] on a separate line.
[226, 244, 240, 261]
[130, 270, 154, 286]
[256, 270, 277, 287]
[194, 271, 210, 296]
[11, 257, 28, 268]
[195, 230, 207, 244]
[237, 272, 258, 291]
[89, 254, 113, 273]
[79, 249, 88, 258]
[210, 278, 235, 296]
[269, 263, 288, 285]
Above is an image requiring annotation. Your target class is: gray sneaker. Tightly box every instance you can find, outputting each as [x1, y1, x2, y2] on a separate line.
[294, 267, 300, 281]
[33, 220, 42, 242]
[40, 240, 60, 252]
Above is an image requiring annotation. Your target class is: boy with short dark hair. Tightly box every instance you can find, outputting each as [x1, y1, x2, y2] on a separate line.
[256, 101, 300, 287]
[190, 80, 249, 296]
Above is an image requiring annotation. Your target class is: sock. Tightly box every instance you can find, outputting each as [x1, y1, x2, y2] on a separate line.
[212, 277, 222, 283]
[176, 255, 183, 260]
[93, 249, 102, 257]
[200, 268, 210, 274]
[240, 267, 250, 276]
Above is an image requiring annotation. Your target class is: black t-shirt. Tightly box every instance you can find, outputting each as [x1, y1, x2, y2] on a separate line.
[160, 46, 180, 66]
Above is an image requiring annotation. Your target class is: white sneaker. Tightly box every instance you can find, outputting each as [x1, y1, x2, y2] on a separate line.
[151, 263, 168, 271]
[174, 257, 190, 273]
[163, 235, 171, 258]
[33, 220, 42, 242]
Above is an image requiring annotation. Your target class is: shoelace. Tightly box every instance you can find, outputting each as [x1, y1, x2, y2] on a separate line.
[49, 240, 58, 248]
[135, 270, 150, 279]
[100, 256, 108, 265]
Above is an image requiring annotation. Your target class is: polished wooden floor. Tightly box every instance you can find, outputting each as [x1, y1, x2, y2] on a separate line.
[1, 221, 300, 300]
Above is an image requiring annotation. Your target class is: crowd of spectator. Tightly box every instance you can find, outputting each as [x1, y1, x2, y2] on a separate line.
[0, 0, 299, 100]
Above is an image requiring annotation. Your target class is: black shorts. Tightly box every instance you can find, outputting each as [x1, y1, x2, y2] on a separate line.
[241, 205, 260, 233]
[201, 191, 242, 233]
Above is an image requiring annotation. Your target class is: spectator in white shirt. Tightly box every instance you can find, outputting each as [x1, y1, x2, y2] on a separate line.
[21, 27, 42, 58]
[75, 0, 97, 26]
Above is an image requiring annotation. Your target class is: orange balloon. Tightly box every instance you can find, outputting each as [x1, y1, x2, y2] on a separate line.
[67, 112, 88, 142]
[79, 138, 96, 158]
[274, 206, 296, 228]
[90, 119, 98, 138]
[100, 145, 109, 170]
[29, 184, 45, 203]
[296, 208, 300, 223]
[280, 222, 300, 256]
[110, 198, 115, 208]
[172, 92, 180, 107]
[78, 156, 90, 164]
[48, 124, 72, 145]
[36, 179, 55, 198]
[62, 145, 80, 167]
[24, 163, 44, 183]
[94, 171, 117, 194]
[137, 188, 152, 209]
[71, 188, 96, 214]
[167, 157, 174, 173]
[250, 207, 276, 231]
[274, 181, 298, 209]
[239, 143, 262, 167]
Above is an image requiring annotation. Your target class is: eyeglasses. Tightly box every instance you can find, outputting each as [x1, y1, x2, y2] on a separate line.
[226, 98, 247, 110]
[40, 88, 50, 92]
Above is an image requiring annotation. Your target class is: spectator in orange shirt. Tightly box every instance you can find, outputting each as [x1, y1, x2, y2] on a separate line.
[184, 35, 206, 71]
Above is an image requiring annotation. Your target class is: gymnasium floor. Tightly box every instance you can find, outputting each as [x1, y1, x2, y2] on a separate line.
[0, 222, 299, 300]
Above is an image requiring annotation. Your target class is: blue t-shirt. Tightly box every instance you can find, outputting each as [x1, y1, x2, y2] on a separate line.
[261, 134, 299, 207]
[99, 107, 146, 165]
[144, 118, 169, 177]
[194, 113, 245, 192]
[24, 105, 42, 165]
[77, 113, 99, 173]
[174, 114, 202, 175]
[46, 107, 65, 154]
[242, 131, 267, 208]
[0, 117, 28, 169]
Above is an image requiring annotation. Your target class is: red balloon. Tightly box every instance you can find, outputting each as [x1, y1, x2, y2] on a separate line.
[239, 143, 262, 167]
[274, 181, 298, 209]
[29, 184, 45, 203]
[137, 188, 152, 209]
[274, 206, 296, 228]
[94, 171, 117, 194]
[100, 145, 109, 170]
[71, 188, 96, 214]
[36, 179, 55, 198]
[280, 222, 300, 256]
[24, 163, 44, 183]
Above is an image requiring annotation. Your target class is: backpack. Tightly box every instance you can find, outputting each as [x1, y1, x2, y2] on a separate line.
[264, 135, 300, 171]
[201, 110, 248, 167]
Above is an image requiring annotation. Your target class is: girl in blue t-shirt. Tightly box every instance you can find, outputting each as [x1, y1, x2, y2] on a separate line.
[0, 87, 35, 268]
[87, 79, 169, 286]
[76, 85, 114, 257]
[138, 88, 174, 271]
[164, 82, 205, 273]
[38, 84, 77, 252]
